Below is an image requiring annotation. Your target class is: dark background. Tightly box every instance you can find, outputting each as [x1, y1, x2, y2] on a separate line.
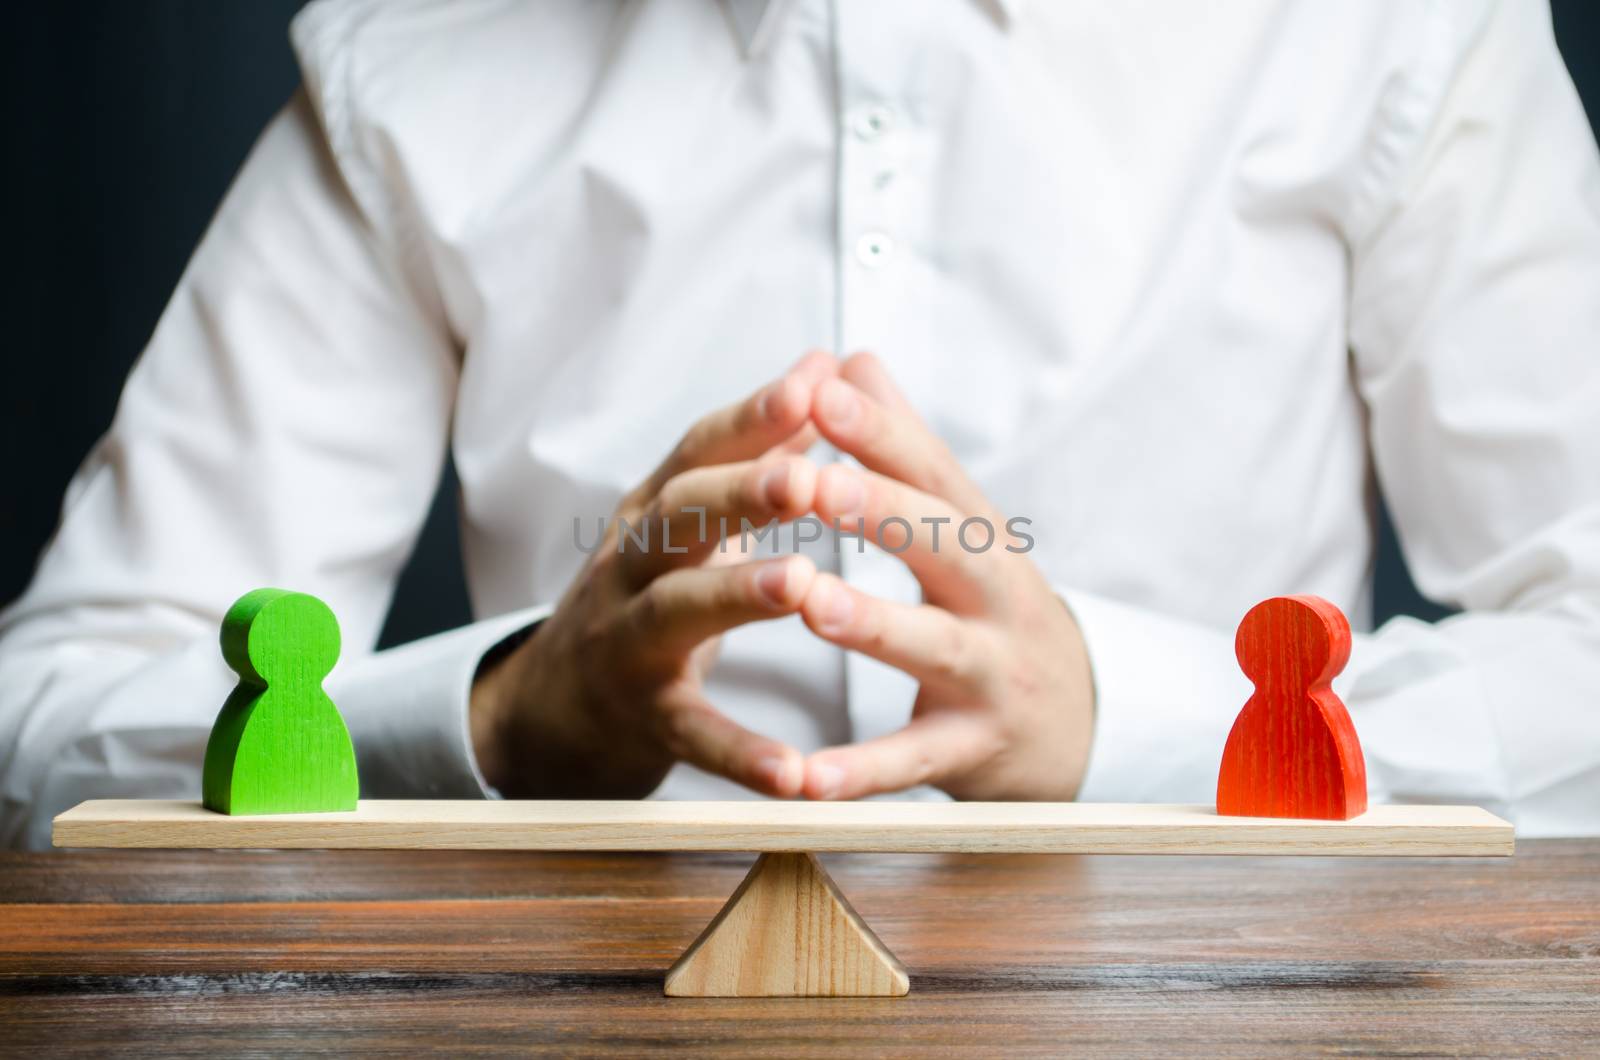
[4, 3, 1597, 647]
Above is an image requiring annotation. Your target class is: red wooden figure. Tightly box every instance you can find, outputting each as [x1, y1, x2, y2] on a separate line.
[1217, 595, 1367, 820]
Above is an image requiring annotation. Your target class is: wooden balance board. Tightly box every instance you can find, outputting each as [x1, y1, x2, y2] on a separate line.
[55, 800, 1514, 999]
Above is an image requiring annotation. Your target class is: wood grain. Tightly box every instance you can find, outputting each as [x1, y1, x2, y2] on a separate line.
[1, 844, 1596, 1054]
[665, 852, 909, 997]
[54, 800, 1513, 856]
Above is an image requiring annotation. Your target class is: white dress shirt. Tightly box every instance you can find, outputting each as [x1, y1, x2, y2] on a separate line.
[2, 0, 1597, 849]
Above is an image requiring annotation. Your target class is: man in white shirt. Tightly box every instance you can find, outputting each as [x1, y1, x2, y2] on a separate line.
[2, 0, 1597, 849]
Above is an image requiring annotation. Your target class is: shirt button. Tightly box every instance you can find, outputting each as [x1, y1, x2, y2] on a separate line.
[855, 231, 895, 268]
[852, 104, 895, 142]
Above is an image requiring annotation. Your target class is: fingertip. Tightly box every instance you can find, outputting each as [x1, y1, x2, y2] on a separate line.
[841, 350, 889, 389]
[758, 454, 819, 517]
[755, 554, 816, 610]
[804, 756, 849, 801]
[762, 373, 811, 427]
[755, 748, 805, 798]
[756, 455, 798, 509]
[841, 350, 881, 374]
[841, 350, 906, 408]
[765, 353, 840, 428]
[813, 377, 863, 433]
[785, 454, 819, 514]
[814, 463, 866, 520]
[791, 349, 840, 380]
[800, 573, 854, 637]
[780, 553, 818, 605]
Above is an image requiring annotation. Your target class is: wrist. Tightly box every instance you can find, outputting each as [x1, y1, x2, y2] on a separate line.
[469, 629, 535, 792]
[1055, 594, 1096, 799]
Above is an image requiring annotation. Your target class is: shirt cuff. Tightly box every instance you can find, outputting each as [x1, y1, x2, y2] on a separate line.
[329, 605, 551, 798]
[1059, 588, 1251, 804]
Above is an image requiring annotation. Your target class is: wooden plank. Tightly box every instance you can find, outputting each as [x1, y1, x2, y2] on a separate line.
[54, 800, 1513, 856]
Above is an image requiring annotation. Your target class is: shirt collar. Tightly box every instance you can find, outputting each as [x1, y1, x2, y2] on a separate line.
[721, 0, 1025, 58]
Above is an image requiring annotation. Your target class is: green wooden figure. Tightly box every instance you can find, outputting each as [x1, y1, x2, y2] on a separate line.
[202, 588, 359, 815]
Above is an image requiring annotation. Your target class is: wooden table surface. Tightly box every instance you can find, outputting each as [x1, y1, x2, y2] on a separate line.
[2, 841, 1597, 1056]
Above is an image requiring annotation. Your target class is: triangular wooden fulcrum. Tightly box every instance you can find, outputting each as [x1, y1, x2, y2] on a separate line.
[664, 852, 910, 997]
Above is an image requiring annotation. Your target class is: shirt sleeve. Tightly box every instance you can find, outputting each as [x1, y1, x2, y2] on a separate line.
[1074, 0, 1600, 838]
[0, 89, 526, 850]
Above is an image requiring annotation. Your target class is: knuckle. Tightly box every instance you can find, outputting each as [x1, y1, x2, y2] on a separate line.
[990, 707, 1023, 749]
[588, 548, 625, 587]
[735, 568, 768, 612]
[652, 701, 697, 752]
[661, 701, 694, 742]
[1006, 652, 1048, 700]
[677, 420, 712, 462]
[851, 394, 881, 437]
[876, 514, 914, 553]
[953, 546, 991, 586]
[858, 610, 890, 655]
[616, 487, 649, 522]
[739, 464, 773, 513]
[571, 615, 624, 682]
[659, 701, 718, 765]
[630, 582, 667, 634]
[928, 622, 978, 686]
[653, 470, 689, 516]
[655, 705, 694, 759]
[574, 616, 610, 651]
[747, 456, 804, 516]
[672, 465, 734, 524]
[698, 569, 739, 617]
[926, 465, 960, 506]
[739, 386, 771, 430]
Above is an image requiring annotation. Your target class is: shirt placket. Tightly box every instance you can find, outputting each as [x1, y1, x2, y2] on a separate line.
[832, 0, 934, 758]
